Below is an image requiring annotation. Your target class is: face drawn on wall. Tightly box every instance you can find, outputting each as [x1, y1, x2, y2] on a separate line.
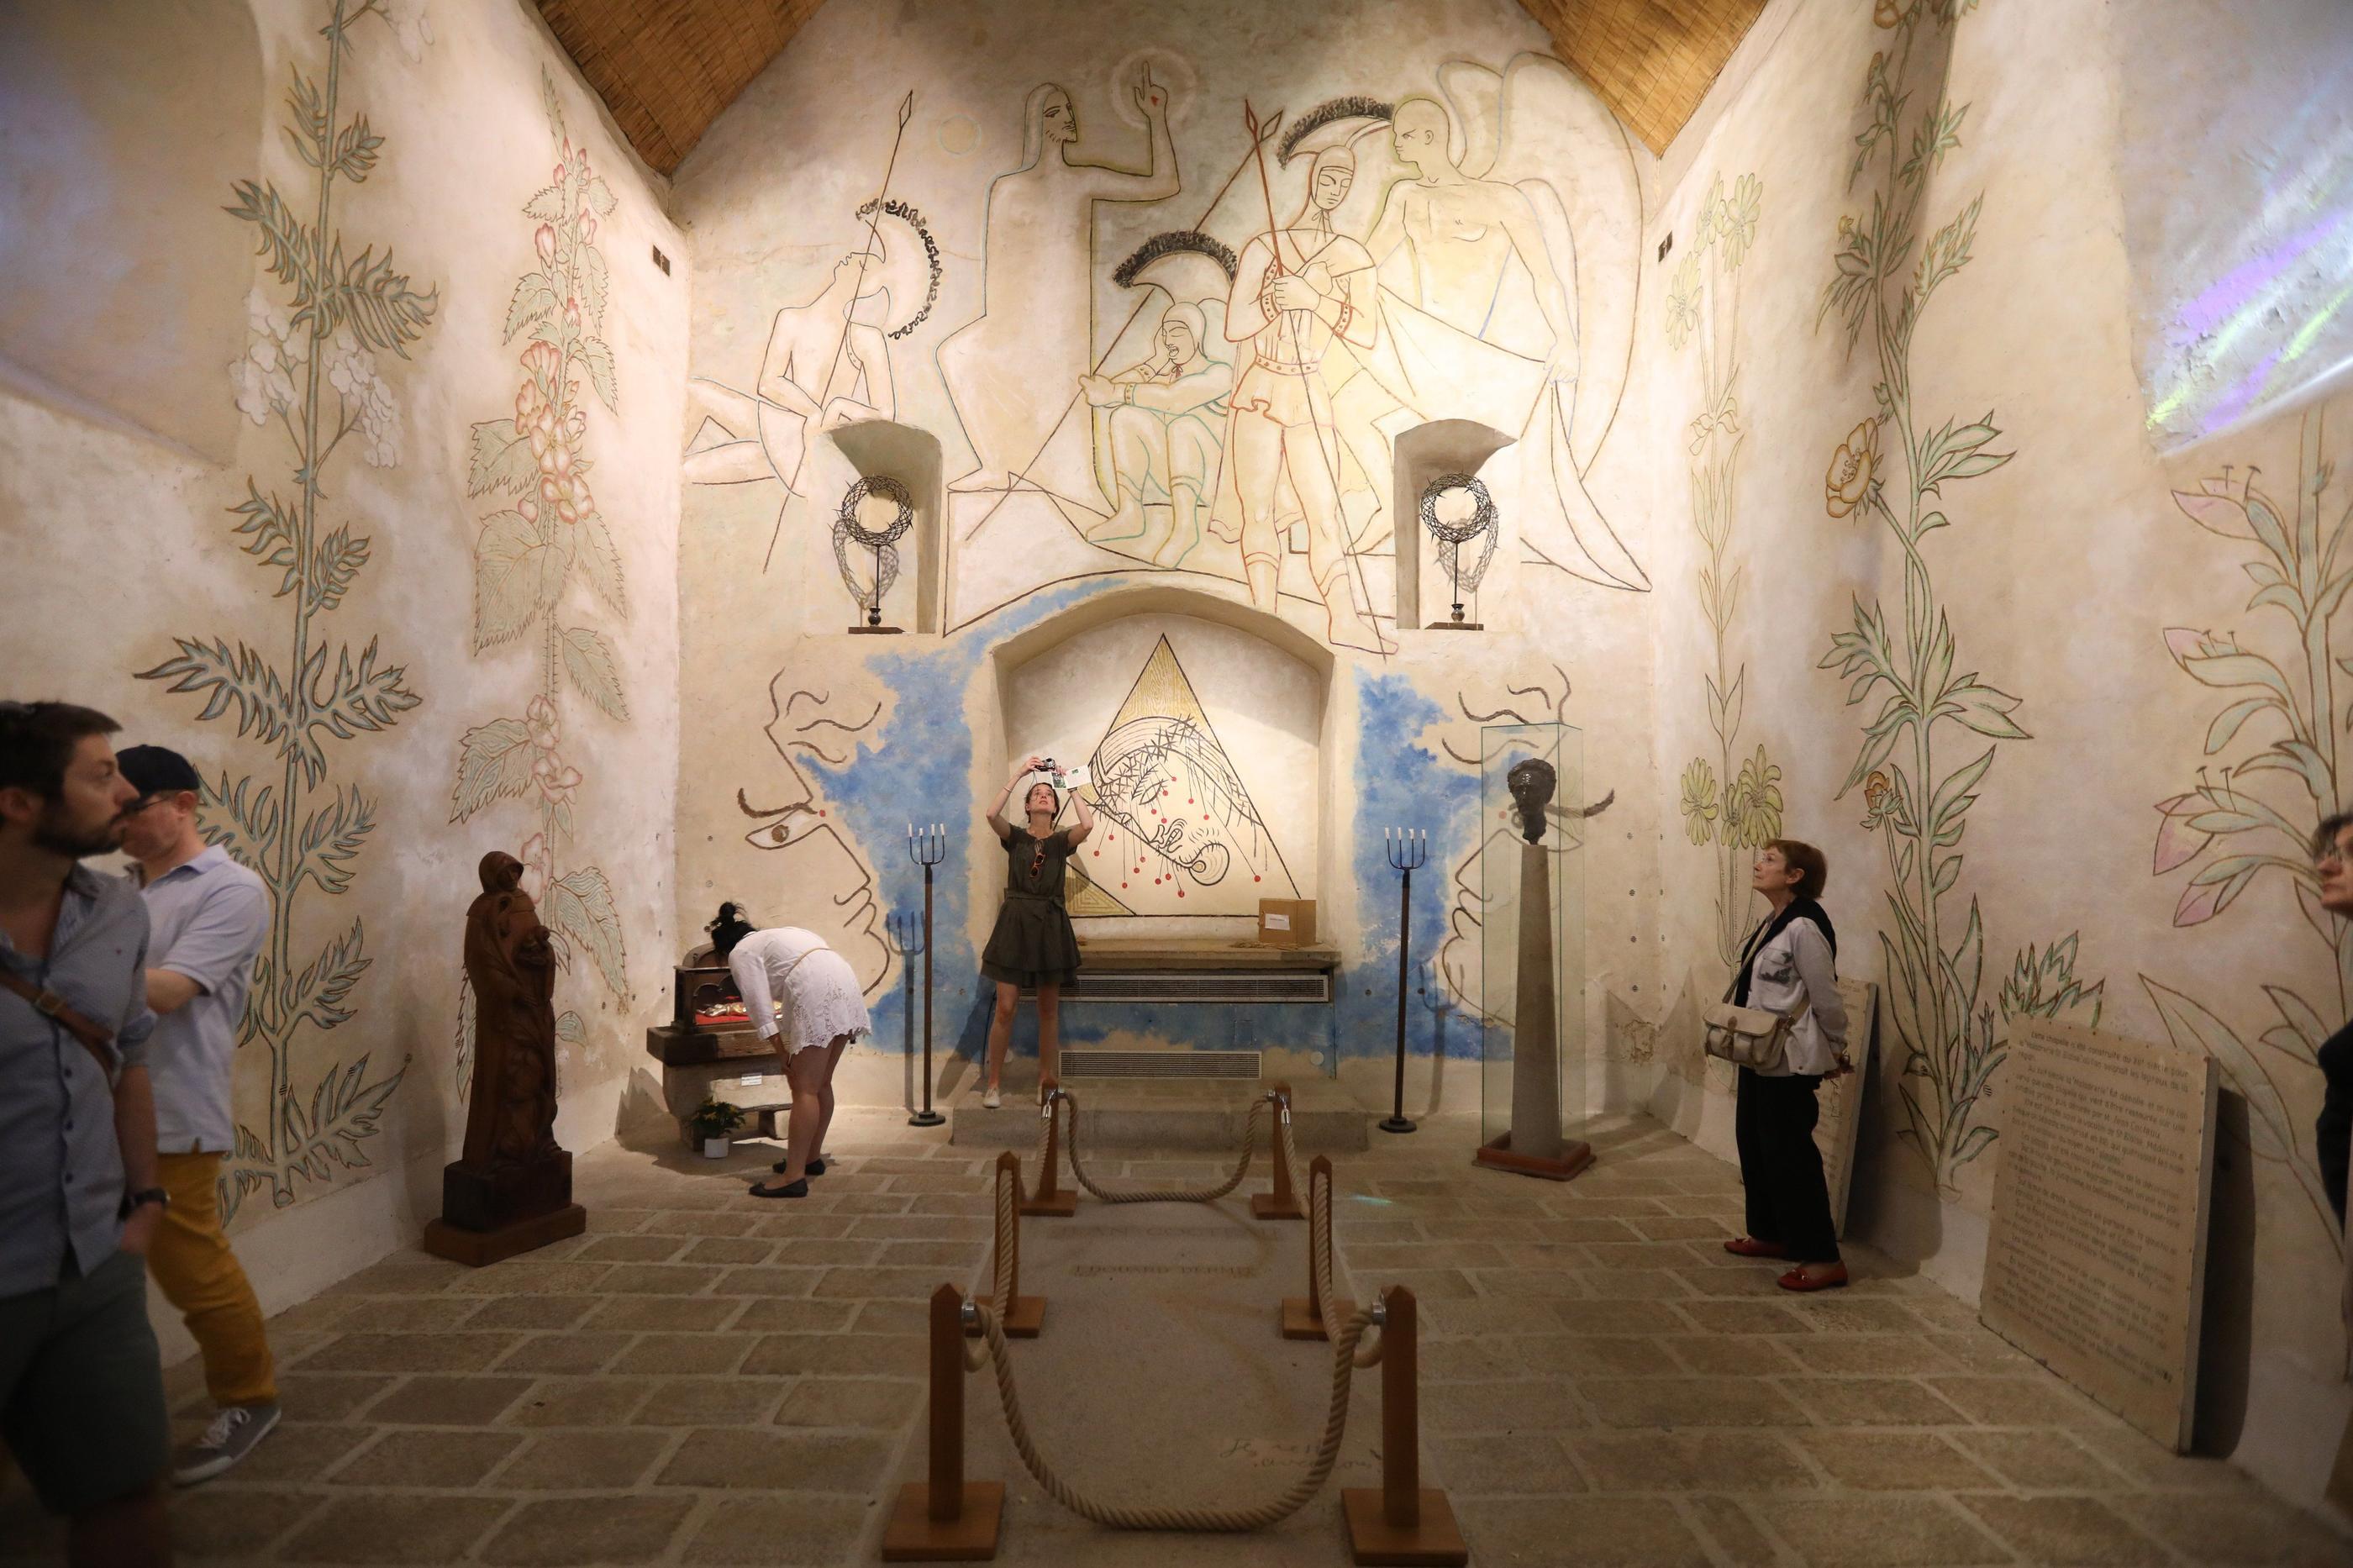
[734, 679, 891, 987]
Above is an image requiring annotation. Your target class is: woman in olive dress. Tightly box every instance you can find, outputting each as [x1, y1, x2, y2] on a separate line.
[979, 754, 1095, 1107]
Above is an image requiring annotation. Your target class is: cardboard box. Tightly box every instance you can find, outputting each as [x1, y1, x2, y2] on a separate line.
[1256, 898, 1318, 948]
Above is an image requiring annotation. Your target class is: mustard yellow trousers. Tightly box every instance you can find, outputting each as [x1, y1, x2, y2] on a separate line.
[151, 1153, 276, 1408]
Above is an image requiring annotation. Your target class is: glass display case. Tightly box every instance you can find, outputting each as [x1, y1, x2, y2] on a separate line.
[1475, 721, 1592, 1179]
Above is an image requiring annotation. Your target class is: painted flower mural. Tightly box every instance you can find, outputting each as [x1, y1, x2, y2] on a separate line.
[1824, 418, 1882, 517]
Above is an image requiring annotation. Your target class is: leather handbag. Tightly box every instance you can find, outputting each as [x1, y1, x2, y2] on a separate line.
[1702, 981, 1810, 1071]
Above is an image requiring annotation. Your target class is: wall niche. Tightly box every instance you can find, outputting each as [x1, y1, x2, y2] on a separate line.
[824, 418, 942, 635]
[1392, 418, 1514, 632]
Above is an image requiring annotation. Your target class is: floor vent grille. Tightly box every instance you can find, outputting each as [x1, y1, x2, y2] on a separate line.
[1061, 1050, 1264, 1080]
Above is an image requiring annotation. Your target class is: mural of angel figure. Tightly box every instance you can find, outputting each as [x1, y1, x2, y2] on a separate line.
[1079, 302, 1233, 567]
[1208, 142, 1392, 655]
[936, 69, 1179, 506]
[1339, 57, 1646, 592]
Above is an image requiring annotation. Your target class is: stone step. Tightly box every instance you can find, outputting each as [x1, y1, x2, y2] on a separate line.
[947, 1076, 1370, 1153]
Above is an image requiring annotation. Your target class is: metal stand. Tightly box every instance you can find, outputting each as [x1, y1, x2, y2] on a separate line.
[906, 823, 946, 1128]
[1381, 829, 1426, 1135]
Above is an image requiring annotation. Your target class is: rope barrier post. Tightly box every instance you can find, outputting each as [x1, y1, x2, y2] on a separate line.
[1019, 1076, 1076, 1218]
[882, 1284, 1003, 1560]
[1341, 1286, 1466, 1565]
[1250, 1081, 1306, 1221]
[1281, 1155, 1350, 1340]
[974, 1151, 1045, 1337]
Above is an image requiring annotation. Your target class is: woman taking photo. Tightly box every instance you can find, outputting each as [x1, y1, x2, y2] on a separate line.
[979, 755, 1095, 1107]
[1722, 839, 1850, 1292]
[714, 908, 869, 1198]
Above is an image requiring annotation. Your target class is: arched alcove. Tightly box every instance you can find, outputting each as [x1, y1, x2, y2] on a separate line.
[1392, 418, 1515, 630]
[988, 584, 1334, 941]
[824, 417, 943, 634]
[0, 0, 261, 463]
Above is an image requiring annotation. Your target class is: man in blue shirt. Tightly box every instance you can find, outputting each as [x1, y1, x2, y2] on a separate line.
[118, 744, 278, 1485]
[0, 702, 170, 1565]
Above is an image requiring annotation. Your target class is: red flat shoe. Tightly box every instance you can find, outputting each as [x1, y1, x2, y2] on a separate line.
[1777, 1262, 1849, 1292]
[1724, 1237, 1788, 1259]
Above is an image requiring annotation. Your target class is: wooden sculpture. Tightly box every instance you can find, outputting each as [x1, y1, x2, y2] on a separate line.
[423, 850, 588, 1264]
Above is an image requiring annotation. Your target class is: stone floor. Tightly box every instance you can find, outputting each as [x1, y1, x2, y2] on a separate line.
[4, 1109, 2349, 1565]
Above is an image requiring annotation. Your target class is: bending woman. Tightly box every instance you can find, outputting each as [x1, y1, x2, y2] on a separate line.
[1722, 839, 1850, 1292]
[717, 913, 871, 1197]
[979, 755, 1095, 1107]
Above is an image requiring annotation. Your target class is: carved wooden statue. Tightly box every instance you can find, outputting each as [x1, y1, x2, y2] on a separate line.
[424, 850, 587, 1265]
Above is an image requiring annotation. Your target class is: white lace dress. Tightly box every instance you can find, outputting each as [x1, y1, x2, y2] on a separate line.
[726, 928, 871, 1056]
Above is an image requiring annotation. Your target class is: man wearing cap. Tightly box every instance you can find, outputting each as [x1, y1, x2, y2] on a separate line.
[117, 743, 277, 1485]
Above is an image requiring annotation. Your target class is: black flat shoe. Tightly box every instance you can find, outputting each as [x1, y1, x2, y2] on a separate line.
[770, 1156, 826, 1176]
[750, 1178, 809, 1199]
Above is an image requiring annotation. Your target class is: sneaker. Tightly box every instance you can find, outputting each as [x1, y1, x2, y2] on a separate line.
[173, 1402, 281, 1486]
[769, 1156, 826, 1176]
[982, 1087, 1002, 1109]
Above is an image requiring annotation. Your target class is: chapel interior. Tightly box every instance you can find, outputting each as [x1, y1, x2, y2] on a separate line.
[5, 0, 2353, 1564]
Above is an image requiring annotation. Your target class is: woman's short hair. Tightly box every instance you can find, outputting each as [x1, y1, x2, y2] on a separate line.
[1766, 839, 1829, 901]
[2314, 813, 2353, 860]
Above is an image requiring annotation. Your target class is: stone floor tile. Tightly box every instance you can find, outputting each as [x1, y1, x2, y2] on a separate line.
[1580, 1376, 1808, 1429]
[2071, 1426, 2263, 1491]
[731, 1297, 861, 1334]
[1792, 1430, 2000, 1491]
[1776, 1376, 1972, 1427]
[328, 1429, 525, 1486]
[682, 1235, 781, 1265]
[1925, 1331, 2036, 1374]
[875, 1239, 988, 1268]
[598, 1262, 727, 1295]
[1922, 1375, 2107, 1427]
[757, 1213, 864, 1239]
[611, 1331, 751, 1376]
[1430, 1433, 1585, 1494]
[1687, 1495, 1782, 1565]
[679, 1494, 876, 1565]
[1550, 1299, 1696, 1336]
[1752, 1494, 2011, 1566]
[713, 1265, 829, 1297]
[576, 1234, 687, 1263]
[1543, 1195, 1672, 1218]
[267, 1294, 362, 1332]
[1349, 1241, 1509, 1270]
[503, 1374, 659, 1427]
[586, 1295, 742, 1332]
[642, 1209, 761, 1236]
[1660, 1336, 1799, 1376]
[1632, 1215, 1734, 1241]
[1566, 1432, 1817, 1492]
[1784, 1335, 1966, 1376]
[811, 1265, 950, 1300]
[774, 1376, 924, 1429]
[629, 1374, 793, 1427]
[367, 1373, 534, 1425]
[493, 1329, 636, 1375]
[462, 1295, 601, 1332]
[325, 1258, 466, 1296]
[1421, 1338, 1524, 1381]
[276, 1371, 399, 1423]
[1458, 1496, 1712, 1566]
[1426, 1376, 1588, 1434]
[1513, 1334, 1679, 1377]
[205, 1422, 370, 1485]
[277, 1494, 515, 1563]
[1786, 1298, 1934, 1334]
[301, 1295, 478, 1334]
[298, 1330, 520, 1374]
[166, 1486, 325, 1559]
[440, 1260, 617, 1297]
[852, 1298, 934, 1335]
[1588, 1240, 1724, 1271]
[1957, 1494, 2175, 1565]
[579, 1206, 660, 1233]
[1945, 1429, 2128, 1491]
[846, 1215, 987, 1240]
[1676, 1298, 1815, 1334]
[848, 1192, 928, 1213]
[1416, 1297, 1566, 1337]
[658, 1428, 896, 1492]
[477, 1494, 697, 1565]
[742, 1332, 925, 1376]
[495, 1428, 674, 1489]
[1475, 1266, 1592, 1298]
[2129, 1493, 2353, 1563]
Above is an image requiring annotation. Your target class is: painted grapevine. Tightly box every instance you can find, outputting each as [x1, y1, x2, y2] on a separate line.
[1666, 169, 1782, 967]
[450, 71, 630, 1081]
[139, 0, 434, 1217]
[2147, 405, 2347, 1246]
[1815, 0, 2099, 1191]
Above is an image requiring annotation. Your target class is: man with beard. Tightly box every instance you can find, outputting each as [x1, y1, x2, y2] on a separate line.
[0, 701, 171, 1567]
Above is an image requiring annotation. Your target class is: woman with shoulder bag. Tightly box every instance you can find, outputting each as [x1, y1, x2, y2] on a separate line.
[1718, 839, 1850, 1292]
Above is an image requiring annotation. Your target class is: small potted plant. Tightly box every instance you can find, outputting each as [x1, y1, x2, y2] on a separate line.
[688, 1097, 746, 1159]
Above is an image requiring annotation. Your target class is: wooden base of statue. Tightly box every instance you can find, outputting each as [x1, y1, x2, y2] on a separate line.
[423, 1200, 586, 1266]
[423, 1149, 585, 1265]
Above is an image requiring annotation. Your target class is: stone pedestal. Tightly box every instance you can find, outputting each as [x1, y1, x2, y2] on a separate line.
[1474, 834, 1590, 1181]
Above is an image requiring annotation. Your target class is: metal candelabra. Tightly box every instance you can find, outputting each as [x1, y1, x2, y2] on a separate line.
[905, 822, 947, 1128]
[1382, 827, 1428, 1134]
[886, 908, 924, 1114]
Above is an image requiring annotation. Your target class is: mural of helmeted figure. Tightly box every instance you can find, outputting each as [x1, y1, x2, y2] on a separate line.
[1079, 303, 1233, 568]
[937, 71, 1177, 505]
[1209, 145, 1392, 655]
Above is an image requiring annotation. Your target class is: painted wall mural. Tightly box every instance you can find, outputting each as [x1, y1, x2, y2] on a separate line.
[138, 0, 434, 1218]
[2149, 401, 2349, 1248]
[448, 69, 634, 1085]
[1813, 0, 2100, 1191]
[1666, 166, 1781, 969]
[734, 676, 891, 987]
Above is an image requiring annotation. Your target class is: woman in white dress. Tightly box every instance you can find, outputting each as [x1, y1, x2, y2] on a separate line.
[718, 914, 871, 1198]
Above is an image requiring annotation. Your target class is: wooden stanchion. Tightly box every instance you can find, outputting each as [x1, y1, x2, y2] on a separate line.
[972, 1150, 1045, 1337]
[1342, 1286, 1466, 1565]
[1250, 1081, 1305, 1221]
[1281, 1155, 1350, 1339]
[1019, 1076, 1076, 1218]
[882, 1284, 1003, 1560]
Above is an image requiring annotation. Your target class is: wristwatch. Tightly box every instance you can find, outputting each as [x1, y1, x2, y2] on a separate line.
[121, 1187, 169, 1218]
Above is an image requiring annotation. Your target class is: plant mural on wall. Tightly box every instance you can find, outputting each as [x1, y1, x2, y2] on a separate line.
[1666, 168, 1783, 968]
[1815, 0, 2099, 1191]
[139, 0, 435, 1218]
[450, 70, 631, 1083]
[2148, 405, 2347, 1248]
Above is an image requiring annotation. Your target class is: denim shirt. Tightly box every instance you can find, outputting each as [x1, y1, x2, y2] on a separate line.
[0, 864, 156, 1295]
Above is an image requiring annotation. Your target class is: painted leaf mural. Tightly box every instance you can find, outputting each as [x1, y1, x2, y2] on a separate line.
[139, 0, 434, 1219]
[449, 69, 631, 1087]
[1812, 0, 2099, 1192]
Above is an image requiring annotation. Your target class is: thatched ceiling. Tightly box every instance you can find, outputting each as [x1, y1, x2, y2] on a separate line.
[534, 0, 1768, 176]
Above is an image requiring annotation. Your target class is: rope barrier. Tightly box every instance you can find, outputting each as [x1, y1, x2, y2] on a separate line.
[1045, 1084, 1282, 1205]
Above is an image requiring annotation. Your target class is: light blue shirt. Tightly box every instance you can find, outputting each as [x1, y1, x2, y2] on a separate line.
[0, 865, 155, 1294]
[140, 846, 268, 1155]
